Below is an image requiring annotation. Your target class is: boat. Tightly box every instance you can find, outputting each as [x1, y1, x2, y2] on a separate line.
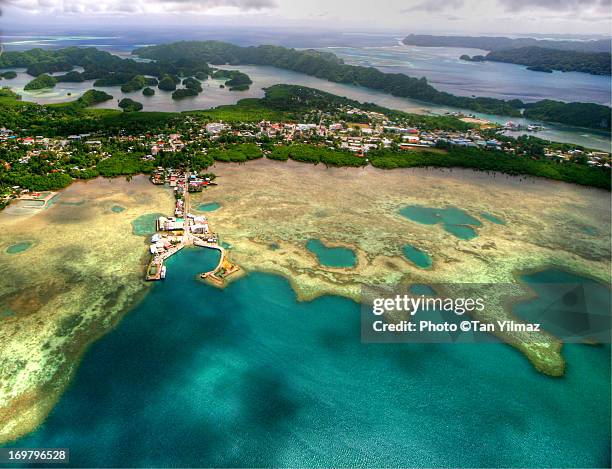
[527, 124, 544, 132]
[504, 121, 519, 129]
[160, 266, 167, 279]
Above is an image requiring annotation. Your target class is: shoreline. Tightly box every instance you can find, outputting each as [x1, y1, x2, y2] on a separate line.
[0, 175, 175, 445]
[0, 279, 154, 445]
[0, 163, 609, 444]
[3, 43, 611, 151]
[2, 156, 610, 215]
[4, 256, 606, 444]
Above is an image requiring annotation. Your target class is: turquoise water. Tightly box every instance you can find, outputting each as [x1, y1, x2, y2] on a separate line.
[579, 225, 598, 236]
[5, 35, 610, 151]
[132, 213, 164, 236]
[402, 244, 433, 268]
[399, 205, 482, 240]
[409, 284, 437, 296]
[481, 213, 506, 225]
[515, 269, 611, 341]
[197, 202, 221, 212]
[306, 239, 356, 268]
[111, 205, 126, 213]
[0, 308, 15, 318]
[7, 249, 610, 467]
[5, 241, 33, 254]
[443, 224, 478, 240]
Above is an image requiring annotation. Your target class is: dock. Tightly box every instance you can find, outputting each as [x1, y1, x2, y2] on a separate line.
[194, 239, 242, 287]
[145, 244, 184, 281]
[145, 170, 242, 285]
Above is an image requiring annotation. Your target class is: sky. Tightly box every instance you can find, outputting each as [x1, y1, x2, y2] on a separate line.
[1, 0, 611, 36]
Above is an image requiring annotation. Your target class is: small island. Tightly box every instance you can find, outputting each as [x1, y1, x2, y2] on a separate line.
[56, 70, 85, 82]
[77, 89, 114, 106]
[158, 75, 178, 91]
[121, 75, 147, 92]
[212, 69, 252, 91]
[459, 47, 610, 75]
[172, 88, 199, 99]
[182, 77, 203, 92]
[460, 54, 486, 62]
[24, 73, 58, 90]
[526, 66, 554, 73]
[118, 97, 143, 112]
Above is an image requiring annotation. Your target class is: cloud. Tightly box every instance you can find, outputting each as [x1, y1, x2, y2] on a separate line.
[2, 0, 278, 14]
[401, 0, 465, 13]
[398, 0, 611, 24]
[497, 0, 611, 12]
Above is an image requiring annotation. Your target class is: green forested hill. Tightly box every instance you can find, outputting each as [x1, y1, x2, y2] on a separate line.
[402, 34, 612, 53]
[0, 84, 609, 190]
[485, 47, 611, 75]
[134, 41, 611, 130]
[1, 42, 611, 130]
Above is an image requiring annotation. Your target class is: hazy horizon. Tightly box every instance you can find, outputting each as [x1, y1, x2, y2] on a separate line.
[2, 0, 611, 37]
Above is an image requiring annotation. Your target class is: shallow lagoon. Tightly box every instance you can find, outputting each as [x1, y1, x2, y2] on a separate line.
[409, 284, 437, 296]
[399, 205, 482, 240]
[515, 269, 611, 341]
[402, 244, 433, 269]
[306, 239, 357, 268]
[5, 241, 33, 254]
[196, 202, 221, 212]
[8, 248, 610, 467]
[132, 213, 164, 236]
[480, 213, 506, 225]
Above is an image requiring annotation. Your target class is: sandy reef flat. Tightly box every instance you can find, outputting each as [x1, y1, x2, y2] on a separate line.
[193, 160, 610, 374]
[0, 176, 174, 444]
[0, 161, 610, 444]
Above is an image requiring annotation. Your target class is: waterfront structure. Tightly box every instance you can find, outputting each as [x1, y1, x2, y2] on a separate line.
[145, 171, 242, 286]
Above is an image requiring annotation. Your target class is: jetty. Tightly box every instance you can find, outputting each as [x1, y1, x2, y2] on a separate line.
[195, 239, 242, 287]
[145, 243, 184, 281]
[145, 170, 242, 286]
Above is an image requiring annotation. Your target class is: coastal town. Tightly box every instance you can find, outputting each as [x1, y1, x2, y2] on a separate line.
[144, 168, 241, 285]
[0, 8, 611, 466]
[1, 102, 611, 207]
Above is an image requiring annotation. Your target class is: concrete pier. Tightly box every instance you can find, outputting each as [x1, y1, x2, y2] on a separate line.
[145, 170, 241, 284]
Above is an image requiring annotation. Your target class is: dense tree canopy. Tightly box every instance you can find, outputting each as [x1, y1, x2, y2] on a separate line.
[208, 143, 262, 162]
[402, 34, 611, 53]
[118, 98, 144, 112]
[133, 41, 611, 129]
[121, 75, 147, 92]
[0, 83, 608, 192]
[158, 76, 177, 91]
[484, 47, 611, 75]
[24, 74, 57, 90]
[172, 88, 199, 100]
[3, 43, 609, 129]
[523, 100, 611, 130]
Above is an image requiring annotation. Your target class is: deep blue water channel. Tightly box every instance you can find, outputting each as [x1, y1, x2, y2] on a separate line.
[7, 249, 611, 468]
